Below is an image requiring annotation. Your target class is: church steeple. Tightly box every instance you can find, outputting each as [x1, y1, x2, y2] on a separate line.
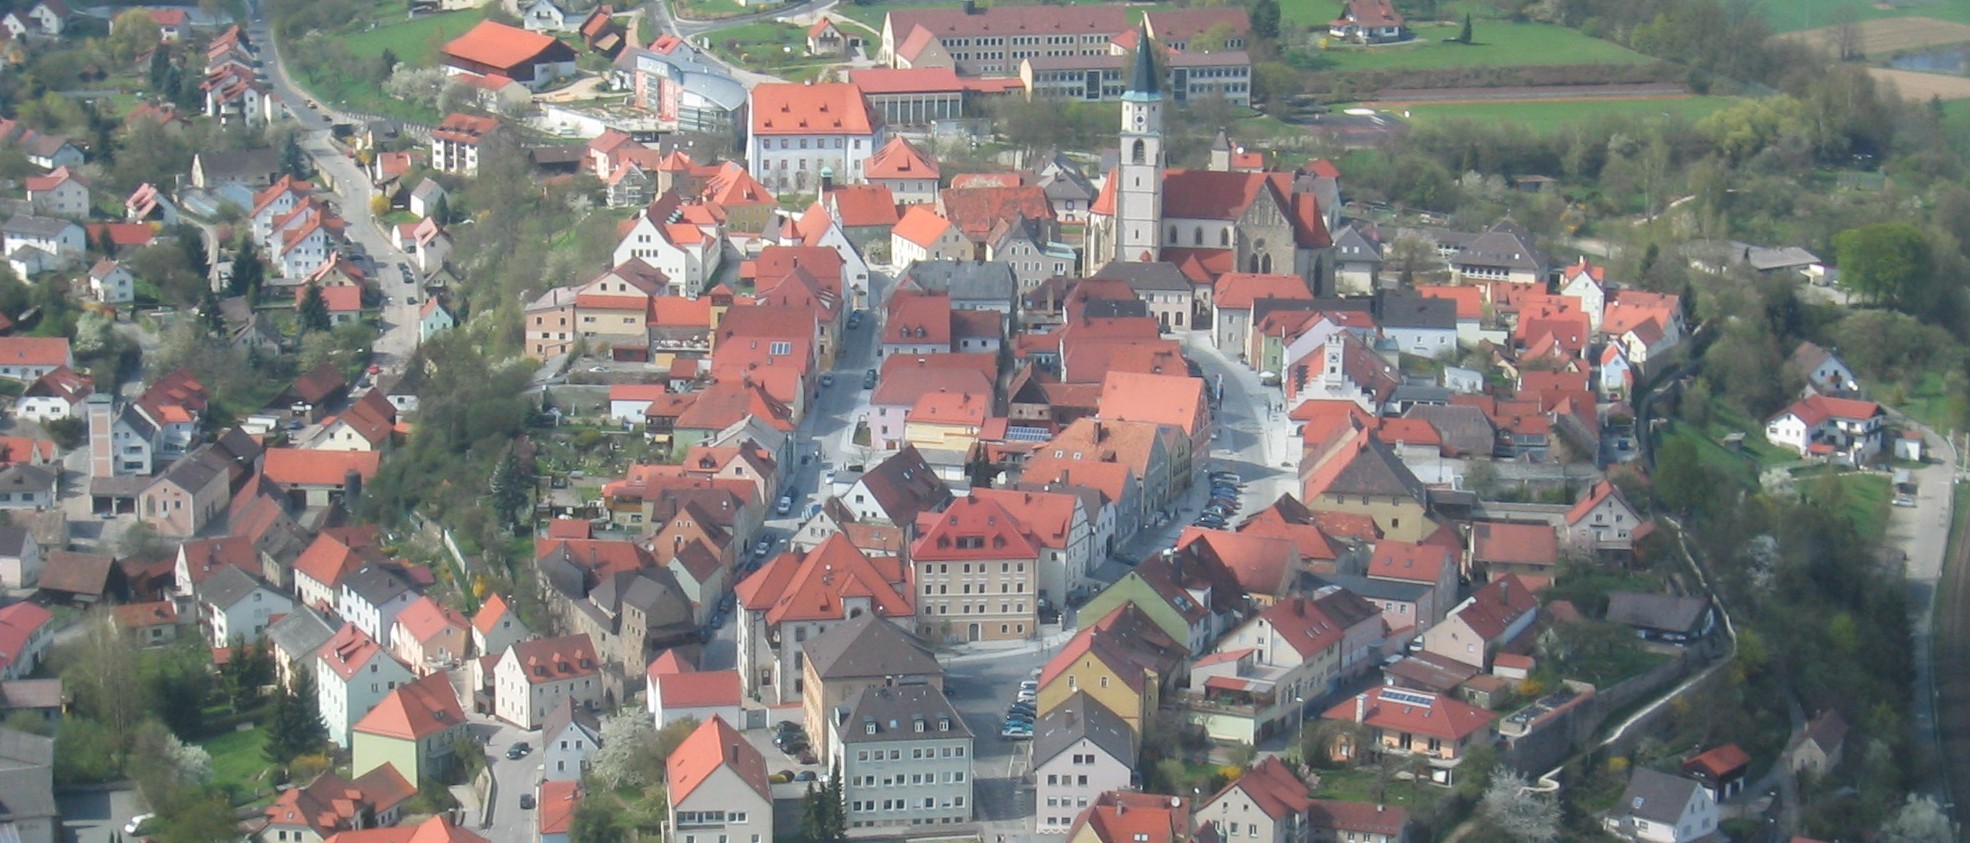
[1114, 19, 1163, 263]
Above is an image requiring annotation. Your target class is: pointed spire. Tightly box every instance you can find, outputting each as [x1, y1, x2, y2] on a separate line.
[1126, 20, 1160, 99]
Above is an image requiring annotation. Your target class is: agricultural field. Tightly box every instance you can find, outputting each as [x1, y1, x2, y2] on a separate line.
[1779, 16, 1970, 56]
[1377, 95, 1737, 132]
[1869, 67, 1970, 101]
[343, 9, 485, 64]
[1758, 0, 1970, 33]
[1303, 17, 1650, 72]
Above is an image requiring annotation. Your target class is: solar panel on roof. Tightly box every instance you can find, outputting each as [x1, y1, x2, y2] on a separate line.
[1006, 426, 1051, 442]
[1380, 688, 1436, 707]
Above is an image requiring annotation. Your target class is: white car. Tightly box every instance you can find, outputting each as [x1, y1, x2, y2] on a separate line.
[125, 814, 156, 835]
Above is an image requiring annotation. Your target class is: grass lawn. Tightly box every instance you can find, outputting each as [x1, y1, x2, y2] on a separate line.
[1799, 471, 1892, 544]
[1757, 0, 1970, 33]
[343, 10, 485, 64]
[1385, 96, 1738, 132]
[1309, 767, 1444, 811]
[1300, 17, 1649, 72]
[1660, 421, 1761, 489]
[199, 726, 273, 798]
[675, 0, 749, 20]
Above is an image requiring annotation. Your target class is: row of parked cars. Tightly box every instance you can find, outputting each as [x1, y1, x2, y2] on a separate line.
[774, 719, 818, 765]
[1001, 679, 1039, 739]
[1194, 472, 1244, 529]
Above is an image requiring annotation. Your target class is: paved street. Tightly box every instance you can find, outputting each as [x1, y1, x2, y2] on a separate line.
[472, 717, 545, 843]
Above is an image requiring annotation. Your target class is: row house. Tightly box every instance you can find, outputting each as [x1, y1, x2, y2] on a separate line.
[800, 613, 945, 757]
[1032, 693, 1137, 832]
[830, 684, 975, 829]
[1181, 590, 1382, 744]
[1035, 603, 1187, 735]
[911, 494, 1042, 644]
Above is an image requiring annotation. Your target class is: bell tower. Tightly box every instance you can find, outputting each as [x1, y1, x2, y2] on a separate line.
[1115, 21, 1163, 263]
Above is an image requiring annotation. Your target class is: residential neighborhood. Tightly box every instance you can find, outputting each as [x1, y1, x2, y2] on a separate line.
[0, 0, 1951, 842]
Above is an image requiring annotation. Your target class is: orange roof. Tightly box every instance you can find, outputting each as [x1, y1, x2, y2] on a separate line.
[1320, 685, 1496, 742]
[471, 593, 513, 635]
[1684, 744, 1751, 779]
[262, 448, 381, 488]
[1470, 521, 1557, 567]
[907, 388, 988, 427]
[1415, 284, 1482, 320]
[0, 337, 69, 367]
[865, 136, 941, 180]
[443, 20, 566, 70]
[736, 533, 911, 625]
[656, 669, 742, 708]
[354, 671, 466, 740]
[293, 529, 382, 590]
[750, 82, 878, 136]
[892, 205, 954, 248]
[317, 624, 389, 681]
[667, 716, 770, 803]
[1177, 527, 1299, 596]
[393, 596, 467, 645]
[1098, 370, 1205, 436]
[1772, 394, 1881, 427]
[1564, 479, 1633, 525]
[1068, 791, 1193, 843]
[537, 781, 580, 836]
[504, 633, 599, 685]
[913, 494, 1040, 562]
[321, 816, 488, 843]
[431, 112, 498, 145]
[1206, 757, 1312, 822]
[1365, 540, 1452, 585]
[112, 600, 178, 629]
[825, 184, 900, 228]
[1214, 272, 1313, 310]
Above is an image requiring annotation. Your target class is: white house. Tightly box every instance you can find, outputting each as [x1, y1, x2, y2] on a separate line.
[471, 593, 532, 657]
[1790, 341, 1859, 396]
[24, 167, 87, 218]
[418, 298, 455, 342]
[337, 565, 421, 650]
[541, 697, 601, 782]
[0, 602, 53, 681]
[0, 464, 56, 511]
[2, 216, 83, 266]
[746, 82, 884, 193]
[494, 634, 602, 729]
[1031, 692, 1134, 833]
[273, 209, 340, 279]
[15, 367, 88, 422]
[1764, 394, 1884, 463]
[612, 211, 722, 293]
[520, 0, 570, 31]
[0, 337, 74, 383]
[87, 260, 135, 304]
[26, 0, 67, 36]
[316, 623, 414, 748]
[196, 566, 293, 645]
[1602, 769, 1719, 843]
[1565, 479, 1645, 553]
[828, 684, 974, 830]
[1558, 258, 1607, 332]
[0, 527, 41, 588]
[410, 218, 451, 276]
[890, 207, 969, 269]
[665, 717, 774, 843]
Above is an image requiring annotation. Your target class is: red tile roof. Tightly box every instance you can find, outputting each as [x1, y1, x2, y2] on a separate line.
[0, 602, 50, 675]
[504, 633, 599, 685]
[394, 596, 467, 645]
[1098, 370, 1205, 436]
[938, 185, 1052, 242]
[667, 716, 770, 803]
[471, 594, 514, 634]
[1365, 540, 1453, 585]
[112, 600, 178, 629]
[320, 816, 488, 843]
[736, 533, 911, 625]
[864, 135, 940, 181]
[1067, 791, 1193, 843]
[0, 337, 68, 367]
[826, 184, 901, 228]
[1308, 799, 1408, 837]
[1178, 527, 1299, 597]
[656, 669, 742, 708]
[318, 623, 391, 681]
[353, 672, 465, 742]
[1214, 272, 1313, 310]
[913, 494, 1040, 561]
[1320, 685, 1496, 742]
[847, 67, 964, 95]
[891, 205, 954, 248]
[443, 21, 567, 70]
[431, 112, 498, 145]
[1470, 521, 1558, 568]
[750, 82, 878, 136]
[263, 448, 381, 488]
[1208, 757, 1312, 821]
[1683, 744, 1750, 780]
[1771, 394, 1882, 428]
[1453, 574, 1539, 640]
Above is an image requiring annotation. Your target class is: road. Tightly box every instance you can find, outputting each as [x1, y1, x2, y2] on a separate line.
[1916, 425, 1966, 824]
[474, 717, 546, 843]
[245, 0, 424, 371]
[641, 0, 828, 87]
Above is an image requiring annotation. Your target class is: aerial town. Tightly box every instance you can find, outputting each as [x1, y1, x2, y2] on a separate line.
[0, 0, 1959, 841]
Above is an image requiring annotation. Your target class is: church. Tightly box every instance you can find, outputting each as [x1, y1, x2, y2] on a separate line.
[1085, 26, 1334, 292]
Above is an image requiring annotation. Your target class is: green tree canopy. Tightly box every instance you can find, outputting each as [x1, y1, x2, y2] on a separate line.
[1833, 222, 1933, 309]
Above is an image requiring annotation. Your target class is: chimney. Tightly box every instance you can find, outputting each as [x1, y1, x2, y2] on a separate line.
[1354, 693, 1367, 723]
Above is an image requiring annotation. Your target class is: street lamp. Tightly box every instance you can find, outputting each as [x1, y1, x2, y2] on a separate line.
[1293, 696, 1307, 758]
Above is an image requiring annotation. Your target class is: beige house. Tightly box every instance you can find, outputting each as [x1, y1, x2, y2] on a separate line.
[910, 495, 1041, 644]
[1318, 687, 1497, 785]
[493, 634, 602, 729]
[666, 717, 774, 843]
[1198, 758, 1314, 843]
[388, 596, 470, 676]
[800, 614, 944, 757]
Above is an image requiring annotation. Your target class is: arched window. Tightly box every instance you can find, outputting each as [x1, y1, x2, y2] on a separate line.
[1167, 225, 1178, 243]
[1193, 227, 1203, 245]
[1220, 229, 1230, 246]
[1131, 139, 1146, 164]
[1260, 253, 1274, 273]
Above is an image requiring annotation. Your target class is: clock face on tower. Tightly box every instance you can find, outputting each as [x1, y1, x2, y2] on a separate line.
[1135, 115, 1144, 129]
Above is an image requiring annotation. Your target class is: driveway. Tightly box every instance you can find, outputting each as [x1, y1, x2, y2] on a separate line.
[58, 787, 143, 843]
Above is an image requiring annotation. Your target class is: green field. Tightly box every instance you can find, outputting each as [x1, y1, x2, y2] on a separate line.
[1758, 0, 1970, 33]
[344, 9, 486, 64]
[1800, 470, 1892, 543]
[1305, 17, 1650, 71]
[199, 726, 272, 797]
[1386, 95, 1736, 131]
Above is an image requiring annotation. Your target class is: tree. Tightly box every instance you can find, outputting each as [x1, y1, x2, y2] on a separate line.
[107, 9, 162, 64]
[590, 712, 658, 789]
[298, 283, 332, 333]
[265, 663, 327, 768]
[58, 609, 148, 747]
[1476, 772, 1559, 843]
[799, 764, 844, 843]
[280, 130, 310, 180]
[230, 246, 264, 298]
[197, 289, 225, 335]
[1880, 794, 1953, 843]
[1834, 222, 1933, 308]
[1828, 3, 1863, 61]
[1384, 233, 1441, 284]
[569, 795, 626, 843]
[1190, 21, 1238, 53]
[1249, 0, 1279, 39]
[1459, 13, 1473, 43]
[487, 445, 529, 533]
[431, 194, 453, 226]
[148, 46, 171, 90]
[177, 227, 209, 281]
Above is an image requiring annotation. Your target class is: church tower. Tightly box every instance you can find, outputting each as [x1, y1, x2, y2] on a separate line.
[1115, 22, 1163, 263]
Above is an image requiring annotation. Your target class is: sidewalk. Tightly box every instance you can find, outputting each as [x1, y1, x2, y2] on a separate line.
[939, 624, 1077, 665]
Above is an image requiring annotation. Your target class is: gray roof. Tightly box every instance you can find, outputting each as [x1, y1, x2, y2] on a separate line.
[542, 696, 601, 743]
[803, 613, 942, 681]
[1387, 384, 1451, 406]
[835, 684, 970, 744]
[267, 605, 338, 662]
[1306, 573, 1429, 604]
[1089, 260, 1191, 293]
[617, 46, 747, 111]
[1376, 293, 1456, 331]
[196, 565, 269, 608]
[1605, 592, 1709, 633]
[341, 564, 417, 606]
[0, 464, 51, 496]
[0, 526, 29, 558]
[0, 678, 62, 710]
[3, 215, 76, 238]
[900, 260, 1018, 305]
[1323, 436, 1426, 502]
[194, 148, 282, 183]
[1450, 219, 1546, 273]
[409, 177, 446, 203]
[1405, 404, 1496, 457]
[1034, 152, 1094, 202]
[153, 446, 230, 494]
[1032, 691, 1135, 768]
[1616, 768, 1703, 824]
[1331, 222, 1382, 260]
[0, 726, 55, 823]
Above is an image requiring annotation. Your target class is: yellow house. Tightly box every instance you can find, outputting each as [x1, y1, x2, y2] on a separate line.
[351, 672, 469, 783]
[1300, 432, 1439, 542]
[1035, 603, 1186, 735]
[903, 389, 988, 455]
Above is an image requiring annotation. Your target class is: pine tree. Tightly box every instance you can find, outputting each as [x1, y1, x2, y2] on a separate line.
[487, 445, 529, 532]
[1250, 0, 1280, 40]
[95, 226, 116, 258]
[230, 247, 264, 298]
[799, 782, 827, 843]
[1458, 13, 1473, 43]
[822, 760, 845, 842]
[198, 288, 225, 335]
[265, 663, 327, 766]
[298, 283, 331, 333]
[431, 194, 452, 226]
[178, 227, 209, 280]
[147, 48, 170, 90]
[280, 132, 309, 180]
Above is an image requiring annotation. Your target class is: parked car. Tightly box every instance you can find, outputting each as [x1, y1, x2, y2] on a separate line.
[863, 369, 878, 389]
[1001, 724, 1033, 739]
[519, 793, 536, 810]
[820, 373, 835, 387]
[771, 770, 794, 783]
[505, 742, 531, 759]
[776, 495, 794, 515]
[794, 770, 818, 782]
[754, 538, 773, 558]
[125, 815, 156, 836]
[847, 311, 864, 329]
